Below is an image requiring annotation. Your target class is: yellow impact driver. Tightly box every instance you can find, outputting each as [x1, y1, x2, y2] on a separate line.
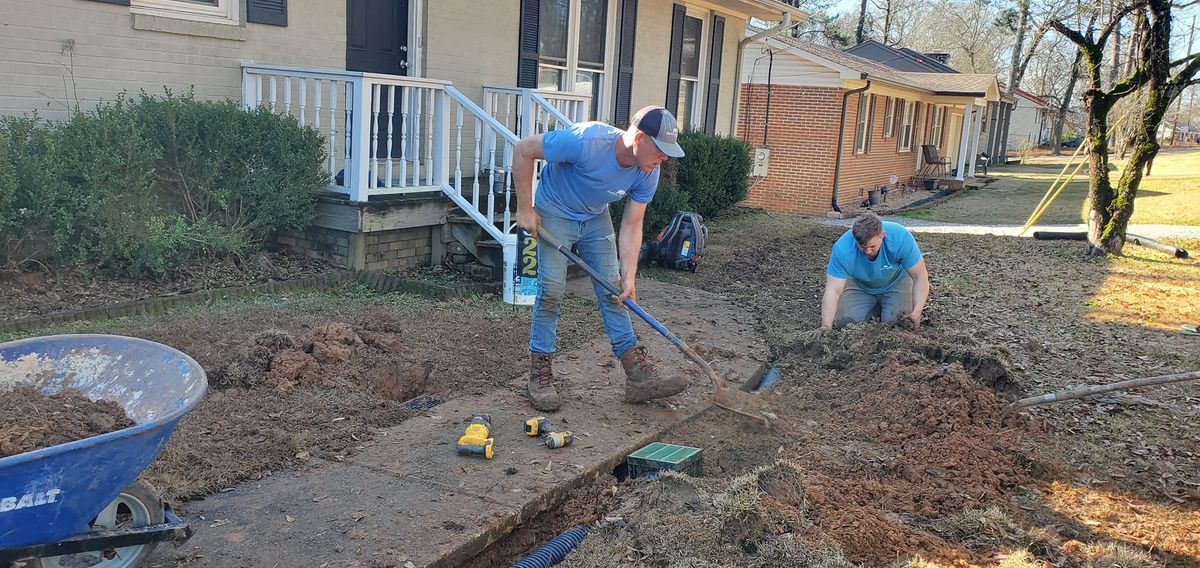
[456, 413, 494, 459]
[524, 416, 555, 437]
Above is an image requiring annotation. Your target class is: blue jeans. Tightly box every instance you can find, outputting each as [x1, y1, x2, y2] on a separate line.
[834, 275, 914, 326]
[530, 208, 638, 358]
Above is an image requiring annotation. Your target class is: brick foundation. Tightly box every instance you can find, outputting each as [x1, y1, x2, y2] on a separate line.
[362, 227, 432, 271]
[274, 226, 432, 271]
[274, 227, 351, 268]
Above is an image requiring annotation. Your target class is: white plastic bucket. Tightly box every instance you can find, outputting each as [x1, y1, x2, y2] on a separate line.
[502, 230, 538, 305]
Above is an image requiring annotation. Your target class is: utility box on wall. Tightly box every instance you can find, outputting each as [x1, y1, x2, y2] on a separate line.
[752, 148, 770, 177]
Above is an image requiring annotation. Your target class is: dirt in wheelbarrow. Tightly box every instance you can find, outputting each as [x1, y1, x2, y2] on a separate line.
[0, 385, 135, 458]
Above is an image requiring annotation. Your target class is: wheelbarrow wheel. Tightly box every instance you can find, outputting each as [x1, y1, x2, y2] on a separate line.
[32, 479, 165, 568]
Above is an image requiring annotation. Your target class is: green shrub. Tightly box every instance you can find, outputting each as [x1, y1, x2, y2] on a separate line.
[0, 90, 327, 275]
[611, 131, 751, 238]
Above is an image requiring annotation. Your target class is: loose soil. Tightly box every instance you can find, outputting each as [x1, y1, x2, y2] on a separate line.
[479, 211, 1199, 567]
[6, 286, 604, 501]
[0, 249, 337, 321]
[0, 385, 135, 458]
[9, 207, 1198, 566]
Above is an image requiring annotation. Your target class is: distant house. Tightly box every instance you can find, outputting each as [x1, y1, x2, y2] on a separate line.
[737, 34, 1001, 215]
[1000, 84, 1051, 150]
[846, 40, 1015, 166]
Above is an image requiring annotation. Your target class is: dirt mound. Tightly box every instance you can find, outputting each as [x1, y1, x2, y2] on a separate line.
[562, 464, 861, 568]
[0, 385, 135, 458]
[565, 324, 1056, 567]
[209, 322, 421, 397]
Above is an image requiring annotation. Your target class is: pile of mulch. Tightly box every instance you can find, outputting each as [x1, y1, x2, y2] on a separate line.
[0, 385, 135, 458]
[0, 250, 337, 321]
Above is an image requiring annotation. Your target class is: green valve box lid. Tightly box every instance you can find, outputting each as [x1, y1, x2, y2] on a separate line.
[627, 442, 703, 472]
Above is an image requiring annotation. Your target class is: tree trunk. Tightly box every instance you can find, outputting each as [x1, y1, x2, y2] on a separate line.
[1052, 55, 1083, 155]
[1007, 0, 1030, 94]
[882, 0, 892, 45]
[856, 0, 869, 44]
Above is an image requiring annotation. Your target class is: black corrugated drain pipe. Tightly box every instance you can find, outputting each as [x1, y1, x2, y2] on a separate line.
[831, 78, 870, 213]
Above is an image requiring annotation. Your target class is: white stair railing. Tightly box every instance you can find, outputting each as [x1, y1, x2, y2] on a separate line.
[242, 64, 453, 202]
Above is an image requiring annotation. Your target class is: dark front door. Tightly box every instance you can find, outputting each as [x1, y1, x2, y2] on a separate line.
[347, 0, 409, 75]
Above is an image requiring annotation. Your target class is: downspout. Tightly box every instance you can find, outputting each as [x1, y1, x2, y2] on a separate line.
[831, 78, 870, 213]
[729, 12, 792, 136]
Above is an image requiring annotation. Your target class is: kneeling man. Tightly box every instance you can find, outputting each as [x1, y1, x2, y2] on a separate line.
[820, 213, 929, 329]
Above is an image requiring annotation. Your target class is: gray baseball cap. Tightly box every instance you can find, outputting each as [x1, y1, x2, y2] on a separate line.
[631, 106, 685, 158]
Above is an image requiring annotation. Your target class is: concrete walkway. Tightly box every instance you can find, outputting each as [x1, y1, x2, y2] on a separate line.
[148, 278, 768, 568]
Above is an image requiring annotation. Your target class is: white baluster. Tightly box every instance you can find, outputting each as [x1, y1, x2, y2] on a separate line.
[328, 81, 338, 181]
[370, 82, 381, 189]
[283, 77, 292, 116]
[343, 81, 352, 190]
[411, 87, 422, 187]
[472, 117, 482, 210]
[268, 76, 277, 112]
[385, 86, 395, 188]
[399, 85, 409, 187]
[454, 104, 463, 193]
[486, 128, 497, 224]
[424, 88, 434, 186]
[502, 141, 514, 233]
[298, 79, 307, 127]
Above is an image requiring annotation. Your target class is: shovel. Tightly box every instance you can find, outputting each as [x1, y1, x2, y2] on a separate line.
[535, 228, 775, 425]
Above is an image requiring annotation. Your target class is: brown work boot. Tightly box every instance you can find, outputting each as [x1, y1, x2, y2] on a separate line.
[528, 352, 561, 412]
[620, 345, 687, 403]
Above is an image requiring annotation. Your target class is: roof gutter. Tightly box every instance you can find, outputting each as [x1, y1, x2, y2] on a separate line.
[729, 12, 793, 136]
[831, 77, 870, 213]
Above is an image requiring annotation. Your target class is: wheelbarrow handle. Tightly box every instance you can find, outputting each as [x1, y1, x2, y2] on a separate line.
[535, 228, 684, 350]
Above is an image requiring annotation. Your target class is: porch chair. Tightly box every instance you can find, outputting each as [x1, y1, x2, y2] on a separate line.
[975, 152, 990, 175]
[918, 144, 950, 181]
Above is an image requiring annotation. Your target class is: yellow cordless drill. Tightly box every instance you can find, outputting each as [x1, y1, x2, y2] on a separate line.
[456, 413, 494, 459]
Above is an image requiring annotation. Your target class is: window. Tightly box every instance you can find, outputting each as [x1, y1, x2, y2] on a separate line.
[883, 97, 895, 138]
[132, 0, 240, 25]
[676, 15, 702, 130]
[898, 99, 914, 151]
[537, 0, 609, 120]
[929, 105, 944, 148]
[854, 94, 873, 154]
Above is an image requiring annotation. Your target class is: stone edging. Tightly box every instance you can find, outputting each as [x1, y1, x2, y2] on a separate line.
[1, 271, 502, 334]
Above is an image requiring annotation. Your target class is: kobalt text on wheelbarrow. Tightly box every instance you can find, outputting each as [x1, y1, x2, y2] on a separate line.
[1, 334, 208, 568]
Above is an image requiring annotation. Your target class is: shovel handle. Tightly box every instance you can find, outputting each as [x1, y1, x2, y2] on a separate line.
[536, 228, 684, 350]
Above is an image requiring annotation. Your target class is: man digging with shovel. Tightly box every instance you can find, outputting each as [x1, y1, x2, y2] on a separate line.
[512, 106, 688, 412]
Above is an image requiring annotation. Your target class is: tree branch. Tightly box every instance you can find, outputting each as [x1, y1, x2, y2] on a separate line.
[1050, 19, 1091, 49]
[1097, 0, 1150, 48]
[1171, 53, 1200, 69]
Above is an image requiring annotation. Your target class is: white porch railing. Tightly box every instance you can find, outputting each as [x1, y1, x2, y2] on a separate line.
[242, 64, 528, 241]
[482, 87, 589, 138]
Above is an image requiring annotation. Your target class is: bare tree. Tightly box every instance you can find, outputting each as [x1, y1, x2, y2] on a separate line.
[1051, 0, 1200, 254]
[856, 0, 869, 44]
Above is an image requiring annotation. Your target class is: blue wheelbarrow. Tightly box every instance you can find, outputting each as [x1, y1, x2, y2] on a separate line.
[0, 334, 208, 568]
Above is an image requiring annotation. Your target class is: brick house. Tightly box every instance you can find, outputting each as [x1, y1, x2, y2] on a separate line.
[0, 0, 803, 280]
[736, 35, 1002, 216]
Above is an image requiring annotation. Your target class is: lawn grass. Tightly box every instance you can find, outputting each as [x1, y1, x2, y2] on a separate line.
[902, 170, 1200, 225]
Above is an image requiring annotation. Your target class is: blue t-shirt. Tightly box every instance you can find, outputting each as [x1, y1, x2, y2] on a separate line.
[536, 122, 659, 221]
[826, 221, 922, 294]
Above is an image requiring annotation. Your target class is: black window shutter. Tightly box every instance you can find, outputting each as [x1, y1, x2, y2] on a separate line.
[517, 0, 540, 88]
[665, 4, 685, 115]
[613, 0, 638, 127]
[703, 15, 724, 134]
[247, 0, 287, 26]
